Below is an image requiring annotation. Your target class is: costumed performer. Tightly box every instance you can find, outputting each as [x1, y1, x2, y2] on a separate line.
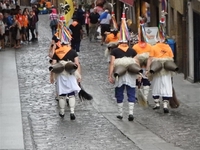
[132, 17, 152, 103]
[146, 12, 176, 113]
[49, 16, 81, 120]
[108, 5, 140, 121]
[104, 2, 119, 63]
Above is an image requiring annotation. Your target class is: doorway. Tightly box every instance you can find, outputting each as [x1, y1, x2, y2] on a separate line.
[193, 11, 200, 82]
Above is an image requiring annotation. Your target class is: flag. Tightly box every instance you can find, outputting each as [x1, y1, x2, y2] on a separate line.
[62, 0, 74, 24]
[161, 0, 167, 13]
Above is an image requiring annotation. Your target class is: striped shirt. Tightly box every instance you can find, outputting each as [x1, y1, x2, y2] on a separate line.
[49, 13, 58, 20]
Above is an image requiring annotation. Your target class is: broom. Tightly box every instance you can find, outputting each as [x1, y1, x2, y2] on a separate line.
[169, 87, 180, 108]
[137, 82, 148, 108]
[78, 83, 93, 101]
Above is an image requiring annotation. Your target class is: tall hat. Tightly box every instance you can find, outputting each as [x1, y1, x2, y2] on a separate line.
[155, 11, 167, 43]
[119, 4, 130, 43]
[109, 2, 118, 31]
[138, 16, 148, 43]
[56, 15, 72, 44]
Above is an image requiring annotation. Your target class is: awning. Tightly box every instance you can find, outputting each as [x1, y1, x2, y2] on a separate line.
[119, 0, 134, 6]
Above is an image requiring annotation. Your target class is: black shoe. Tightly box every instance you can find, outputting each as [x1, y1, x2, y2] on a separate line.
[153, 106, 160, 110]
[163, 108, 169, 113]
[70, 113, 76, 120]
[59, 113, 65, 118]
[116, 115, 123, 120]
[128, 114, 134, 121]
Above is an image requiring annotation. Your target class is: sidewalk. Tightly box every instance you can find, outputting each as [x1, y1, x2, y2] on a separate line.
[84, 70, 184, 150]
[0, 49, 24, 150]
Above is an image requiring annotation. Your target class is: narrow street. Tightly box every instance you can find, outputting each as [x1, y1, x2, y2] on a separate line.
[15, 14, 200, 150]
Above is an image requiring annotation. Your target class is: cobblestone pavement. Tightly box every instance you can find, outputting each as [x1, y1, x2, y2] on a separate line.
[16, 14, 200, 150]
[16, 15, 140, 150]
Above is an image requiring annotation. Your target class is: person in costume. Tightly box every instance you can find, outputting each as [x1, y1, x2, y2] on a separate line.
[104, 28, 120, 62]
[146, 12, 175, 113]
[132, 17, 152, 103]
[104, 3, 119, 63]
[48, 16, 72, 61]
[50, 16, 81, 120]
[108, 7, 140, 121]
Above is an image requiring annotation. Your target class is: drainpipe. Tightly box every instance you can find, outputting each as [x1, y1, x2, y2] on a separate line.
[183, 0, 188, 79]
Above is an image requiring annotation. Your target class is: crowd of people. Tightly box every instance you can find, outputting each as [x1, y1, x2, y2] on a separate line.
[0, 1, 39, 50]
[48, 3, 178, 122]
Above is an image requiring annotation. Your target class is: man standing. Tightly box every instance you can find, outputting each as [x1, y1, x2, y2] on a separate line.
[69, 16, 83, 53]
[32, 5, 39, 41]
[88, 7, 99, 41]
[99, 9, 111, 45]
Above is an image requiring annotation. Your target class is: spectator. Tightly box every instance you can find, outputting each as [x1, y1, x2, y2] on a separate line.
[76, 5, 85, 26]
[10, 15, 21, 48]
[99, 9, 111, 45]
[32, 5, 39, 40]
[28, 10, 37, 42]
[16, 9, 23, 44]
[49, 8, 58, 36]
[0, 12, 5, 49]
[45, 0, 52, 13]
[22, 8, 29, 43]
[84, 9, 90, 36]
[88, 7, 99, 41]
[69, 16, 83, 53]
[4, 10, 14, 47]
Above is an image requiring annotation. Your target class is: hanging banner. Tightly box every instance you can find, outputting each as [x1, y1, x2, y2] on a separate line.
[119, 0, 134, 6]
[61, 0, 74, 24]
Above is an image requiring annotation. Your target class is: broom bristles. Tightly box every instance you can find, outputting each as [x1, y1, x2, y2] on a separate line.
[78, 89, 93, 101]
[78, 83, 93, 101]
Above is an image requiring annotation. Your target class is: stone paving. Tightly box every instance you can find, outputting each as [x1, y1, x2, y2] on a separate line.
[16, 15, 140, 150]
[15, 14, 200, 150]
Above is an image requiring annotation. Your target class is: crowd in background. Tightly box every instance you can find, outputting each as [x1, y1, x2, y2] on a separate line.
[0, 0, 39, 50]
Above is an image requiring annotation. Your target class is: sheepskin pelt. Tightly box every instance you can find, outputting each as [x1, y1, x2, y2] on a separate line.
[137, 52, 149, 66]
[151, 57, 174, 77]
[104, 42, 119, 57]
[106, 42, 119, 48]
[54, 60, 81, 79]
[114, 57, 136, 67]
[104, 47, 110, 57]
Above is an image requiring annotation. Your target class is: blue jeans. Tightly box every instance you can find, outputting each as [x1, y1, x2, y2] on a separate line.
[51, 26, 57, 37]
[115, 85, 136, 103]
